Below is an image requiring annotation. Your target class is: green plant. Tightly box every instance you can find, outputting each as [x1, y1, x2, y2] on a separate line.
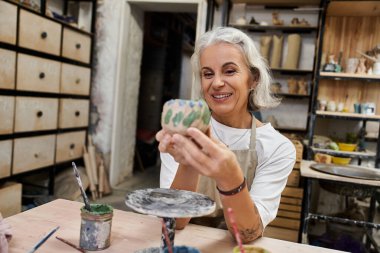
[345, 132, 358, 144]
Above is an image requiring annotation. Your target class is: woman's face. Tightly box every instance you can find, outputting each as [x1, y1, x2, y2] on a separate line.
[200, 42, 255, 119]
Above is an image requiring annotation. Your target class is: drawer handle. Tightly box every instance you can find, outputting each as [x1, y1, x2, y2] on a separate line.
[76, 43, 81, 49]
[34, 153, 39, 158]
[75, 111, 80, 117]
[70, 143, 75, 149]
[36, 111, 43, 117]
[41, 31, 48, 39]
[75, 78, 81, 84]
[39, 72, 45, 79]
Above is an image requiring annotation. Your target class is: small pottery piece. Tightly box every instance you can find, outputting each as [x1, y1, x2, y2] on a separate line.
[297, 79, 308, 95]
[356, 57, 367, 74]
[272, 12, 283, 26]
[287, 78, 298, 94]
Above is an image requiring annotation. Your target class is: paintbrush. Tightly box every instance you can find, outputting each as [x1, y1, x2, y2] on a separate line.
[161, 219, 173, 253]
[227, 208, 245, 253]
[72, 162, 92, 211]
[27, 226, 60, 253]
[56, 236, 85, 253]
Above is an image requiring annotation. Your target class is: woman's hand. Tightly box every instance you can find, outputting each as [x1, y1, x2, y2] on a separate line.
[168, 127, 244, 190]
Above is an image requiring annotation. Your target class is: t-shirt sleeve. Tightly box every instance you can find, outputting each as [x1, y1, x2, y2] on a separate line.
[159, 152, 179, 189]
[249, 137, 296, 228]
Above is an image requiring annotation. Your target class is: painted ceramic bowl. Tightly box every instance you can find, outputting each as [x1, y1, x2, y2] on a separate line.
[233, 245, 270, 253]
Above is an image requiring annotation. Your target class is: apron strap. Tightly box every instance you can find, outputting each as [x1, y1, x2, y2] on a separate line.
[246, 113, 258, 191]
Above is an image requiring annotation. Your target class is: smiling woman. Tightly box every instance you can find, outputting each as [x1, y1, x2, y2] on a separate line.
[156, 27, 296, 243]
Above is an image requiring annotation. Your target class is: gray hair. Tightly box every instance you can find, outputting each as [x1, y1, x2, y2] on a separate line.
[191, 27, 280, 111]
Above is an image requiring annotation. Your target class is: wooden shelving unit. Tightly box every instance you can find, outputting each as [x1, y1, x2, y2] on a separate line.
[319, 72, 380, 82]
[311, 147, 376, 159]
[230, 24, 318, 33]
[316, 111, 380, 121]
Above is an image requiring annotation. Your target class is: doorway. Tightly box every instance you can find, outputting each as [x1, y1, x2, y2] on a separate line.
[134, 12, 196, 171]
[110, 0, 207, 186]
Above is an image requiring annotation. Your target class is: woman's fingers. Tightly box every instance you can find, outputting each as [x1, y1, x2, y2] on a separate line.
[172, 134, 211, 175]
[186, 127, 222, 156]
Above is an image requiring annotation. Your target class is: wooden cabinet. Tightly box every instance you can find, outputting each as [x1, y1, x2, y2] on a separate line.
[56, 131, 86, 163]
[0, 0, 95, 194]
[0, 96, 15, 134]
[14, 97, 59, 132]
[61, 63, 91, 95]
[59, 99, 89, 128]
[0, 0, 17, 45]
[17, 54, 61, 93]
[0, 48, 16, 89]
[0, 140, 12, 179]
[62, 28, 91, 64]
[13, 135, 56, 174]
[19, 10, 62, 56]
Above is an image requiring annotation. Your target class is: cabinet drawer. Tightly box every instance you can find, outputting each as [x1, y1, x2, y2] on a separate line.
[0, 96, 15, 134]
[62, 28, 91, 64]
[0, 140, 12, 179]
[0, 48, 16, 89]
[59, 99, 89, 128]
[13, 135, 56, 174]
[15, 97, 58, 132]
[19, 10, 61, 56]
[17, 54, 61, 93]
[61, 63, 91, 95]
[56, 131, 86, 163]
[0, 1, 17, 44]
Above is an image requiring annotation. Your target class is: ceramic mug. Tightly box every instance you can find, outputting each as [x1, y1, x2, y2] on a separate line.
[346, 58, 359, 74]
[327, 101, 336, 112]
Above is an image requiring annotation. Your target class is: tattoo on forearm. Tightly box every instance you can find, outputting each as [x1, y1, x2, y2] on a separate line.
[230, 205, 263, 242]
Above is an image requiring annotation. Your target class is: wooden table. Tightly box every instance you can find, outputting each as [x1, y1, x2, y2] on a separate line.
[301, 160, 380, 186]
[300, 160, 380, 248]
[5, 199, 343, 253]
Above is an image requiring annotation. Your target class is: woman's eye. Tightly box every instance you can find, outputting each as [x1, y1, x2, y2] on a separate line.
[202, 72, 213, 78]
[225, 69, 236, 75]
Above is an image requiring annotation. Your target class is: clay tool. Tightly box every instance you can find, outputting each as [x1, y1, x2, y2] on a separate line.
[72, 162, 91, 211]
[27, 226, 60, 253]
[56, 236, 85, 253]
[227, 208, 245, 253]
[161, 219, 173, 253]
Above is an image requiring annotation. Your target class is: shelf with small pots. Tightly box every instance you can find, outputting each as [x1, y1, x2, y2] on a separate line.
[229, 24, 318, 33]
[315, 111, 380, 121]
[311, 147, 376, 159]
[319, 72, 380, 82]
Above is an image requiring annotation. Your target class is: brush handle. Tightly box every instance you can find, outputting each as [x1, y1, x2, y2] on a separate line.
[72, 162, 91, 211]
[28, 226, 59, 253]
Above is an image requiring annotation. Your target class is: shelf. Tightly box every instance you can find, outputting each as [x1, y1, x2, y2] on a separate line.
[271, 68, 313, 75]
[229, 0, 321, 6]
[319, 72, 380, 82]
[316, 111, 380, 122]
[275, 126, 307, 132]
[230, 24, 318, 33]
[274, 93, 310, 98]
[311, 147, 376, 159]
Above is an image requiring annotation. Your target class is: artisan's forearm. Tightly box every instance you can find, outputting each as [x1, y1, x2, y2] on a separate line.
[170, 164, 200, 229]
[221, 188, 263, 243]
